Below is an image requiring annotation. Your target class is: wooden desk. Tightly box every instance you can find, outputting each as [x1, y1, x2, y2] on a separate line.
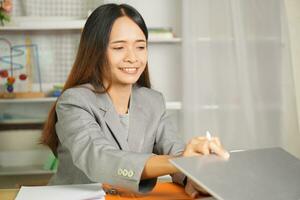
[0, 188, 18, 200]
[0, 182, 209, 200]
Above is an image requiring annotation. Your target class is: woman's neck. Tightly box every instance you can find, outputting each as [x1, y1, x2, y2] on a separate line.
[107, 84, 132, 115]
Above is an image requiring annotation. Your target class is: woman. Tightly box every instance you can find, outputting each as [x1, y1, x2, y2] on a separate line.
[41, 3, 229, 198]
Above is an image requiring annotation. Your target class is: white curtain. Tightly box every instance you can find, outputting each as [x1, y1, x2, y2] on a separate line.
[182, 0, 300, 154]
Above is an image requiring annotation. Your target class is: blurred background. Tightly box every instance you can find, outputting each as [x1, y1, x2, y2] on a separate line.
[0, 0, 300, 188]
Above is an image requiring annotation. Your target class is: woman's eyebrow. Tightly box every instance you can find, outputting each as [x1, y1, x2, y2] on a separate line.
[136, 39, 146, 43]
[110, 39, 146, 44]
[111, 40, 126, 44]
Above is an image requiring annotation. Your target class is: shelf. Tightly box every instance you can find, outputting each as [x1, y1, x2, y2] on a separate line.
[0, 17, 86, 31]
[0, 102, 181, 131]
[1, 17, 181, 43]
[0, 97, 56, 103]
[0, 165, 55, 176]
[148, 38, 181, 43]
[166, 102, 182, 110]
[196, 37, 281, 42]
[0, 118, 45, 124]
[0, 122, 44, 131]
[0, 97, 182, 110]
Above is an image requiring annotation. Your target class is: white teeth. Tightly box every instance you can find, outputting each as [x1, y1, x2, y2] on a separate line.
[120, 68, 138, 73]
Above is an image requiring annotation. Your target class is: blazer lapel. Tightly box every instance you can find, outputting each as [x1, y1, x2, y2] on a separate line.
[96, 92, 130, 151]
[127, 87, 149, 152]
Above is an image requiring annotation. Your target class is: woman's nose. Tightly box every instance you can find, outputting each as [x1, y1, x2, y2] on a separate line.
[125, 48, 137, 63]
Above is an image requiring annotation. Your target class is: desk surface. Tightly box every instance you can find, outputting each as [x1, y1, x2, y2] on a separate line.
[0, 182, 210, 200]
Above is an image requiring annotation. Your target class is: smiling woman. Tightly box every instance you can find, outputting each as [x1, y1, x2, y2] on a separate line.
[107, 16, 148, 96]
[40, 3, 229, 198]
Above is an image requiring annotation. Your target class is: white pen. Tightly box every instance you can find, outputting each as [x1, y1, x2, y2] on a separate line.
[206, 130, 230, 159]
[206, 130, 212, 141]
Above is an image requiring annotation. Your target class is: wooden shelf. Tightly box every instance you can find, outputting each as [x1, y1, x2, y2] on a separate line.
[0, 117, 45, 130]
[0, 122, 44, 131]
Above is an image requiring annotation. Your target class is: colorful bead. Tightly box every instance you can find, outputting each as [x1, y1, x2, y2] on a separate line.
[0, 70, 8, 78]
[7, 84, 14, 93]
[7, 76, 15, 84]
[19, 74, 27, 81]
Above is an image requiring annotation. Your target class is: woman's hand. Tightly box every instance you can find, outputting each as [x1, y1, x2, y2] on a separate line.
[182, 135, 229, 198]
[182, 136, 230, 159]
[185, 178, 209, 198]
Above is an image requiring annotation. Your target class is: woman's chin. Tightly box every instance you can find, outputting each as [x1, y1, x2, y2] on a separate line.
[117, 76, 140, 85]
[114, 78, 139, 86]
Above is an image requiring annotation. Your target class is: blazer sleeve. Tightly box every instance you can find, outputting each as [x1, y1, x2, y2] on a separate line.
[153, 93, 187, 186]
[55, 89, 155, 193]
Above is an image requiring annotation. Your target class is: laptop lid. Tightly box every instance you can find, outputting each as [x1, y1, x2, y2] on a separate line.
[170, 147, 300, 200]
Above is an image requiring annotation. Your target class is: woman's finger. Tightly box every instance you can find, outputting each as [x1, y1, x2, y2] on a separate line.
[184, 136, 228, 157]
[191, 137, 206, 144]
[209, 142, 230, 159]
[197, 136, 207, 140]
[182, 142, 204, 157]
[211, 137, 221, 147]
[185, 179, 200, 198]
[184, 137, 210, 156]
[194, 140, 210, 155]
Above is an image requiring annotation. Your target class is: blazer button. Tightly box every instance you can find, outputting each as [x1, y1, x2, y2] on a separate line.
[122, 169, 128, 177]
[128, 170, 134, 178]
[117, 168, 123, 176]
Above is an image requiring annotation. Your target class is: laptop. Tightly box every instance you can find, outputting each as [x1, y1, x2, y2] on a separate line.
[170, 147, 300, 200]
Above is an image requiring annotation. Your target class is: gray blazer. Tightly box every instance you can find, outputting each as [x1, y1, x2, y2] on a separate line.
[49, 84, 185, 193]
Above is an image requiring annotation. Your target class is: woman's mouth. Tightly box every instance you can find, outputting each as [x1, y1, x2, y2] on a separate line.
[119, 67, 138, 74]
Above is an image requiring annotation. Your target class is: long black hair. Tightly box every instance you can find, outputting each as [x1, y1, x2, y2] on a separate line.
[41, 3, 151, 155]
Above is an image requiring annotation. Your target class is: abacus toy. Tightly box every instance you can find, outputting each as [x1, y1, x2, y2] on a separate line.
[0, 37, 43, 98]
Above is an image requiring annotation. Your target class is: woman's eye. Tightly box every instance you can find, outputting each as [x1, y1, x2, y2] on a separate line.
[113, 47, 123, 50]
[137, 46, 146, 50]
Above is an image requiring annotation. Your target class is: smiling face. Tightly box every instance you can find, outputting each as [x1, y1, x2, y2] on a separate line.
[105, 16, 148, 87]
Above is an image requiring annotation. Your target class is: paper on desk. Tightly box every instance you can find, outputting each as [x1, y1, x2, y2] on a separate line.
[15, 183, 105, 200]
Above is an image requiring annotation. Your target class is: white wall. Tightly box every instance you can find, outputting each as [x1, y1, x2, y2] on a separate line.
[285, 0, 300, 158]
